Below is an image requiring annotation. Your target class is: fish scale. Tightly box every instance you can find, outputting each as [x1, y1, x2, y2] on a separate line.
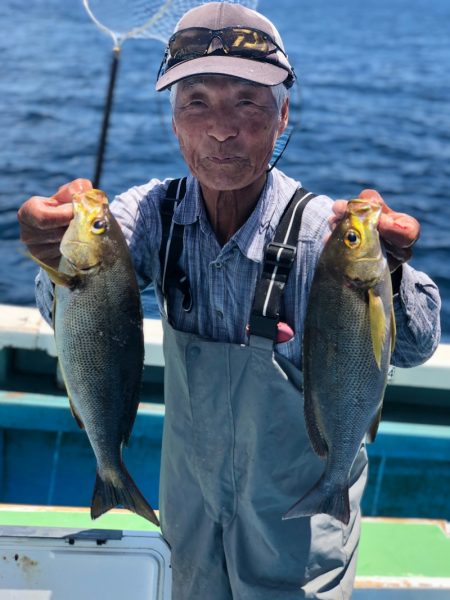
[57, 251, 143, 469]
[32, 189, 159, 526]
[284, 199, 394, 525]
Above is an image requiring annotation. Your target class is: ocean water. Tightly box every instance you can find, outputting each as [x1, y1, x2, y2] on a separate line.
[1, 0, 449, 339]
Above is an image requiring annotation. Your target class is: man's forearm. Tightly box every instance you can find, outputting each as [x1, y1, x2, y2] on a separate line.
[391, 263, 441, 367]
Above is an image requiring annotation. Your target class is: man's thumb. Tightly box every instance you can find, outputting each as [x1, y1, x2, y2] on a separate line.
[53, 178, 93, 203]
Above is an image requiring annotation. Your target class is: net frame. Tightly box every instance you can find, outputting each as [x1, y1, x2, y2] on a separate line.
[82, 0, 259, 47]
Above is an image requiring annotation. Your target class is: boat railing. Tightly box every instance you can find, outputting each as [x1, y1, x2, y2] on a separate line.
[1, 303, 448, 388]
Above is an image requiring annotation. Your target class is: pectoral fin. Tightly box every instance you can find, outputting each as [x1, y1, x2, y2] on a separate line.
[29, 253, 75, 288]
[390, 306, 396, 355]
[368, 288, 387, 370]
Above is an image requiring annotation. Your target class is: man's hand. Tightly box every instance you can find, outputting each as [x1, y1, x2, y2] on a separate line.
[329, 189, 420, 273]
[18, 179, 93, 269]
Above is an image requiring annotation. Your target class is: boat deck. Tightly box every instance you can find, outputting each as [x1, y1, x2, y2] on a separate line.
[0, 304, 449, 597]
[0, 505, 449, 597]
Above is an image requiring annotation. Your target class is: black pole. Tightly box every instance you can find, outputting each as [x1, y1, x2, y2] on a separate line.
[93, 45, 121, 188]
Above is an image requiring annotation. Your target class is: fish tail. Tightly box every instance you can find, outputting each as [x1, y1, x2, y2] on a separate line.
[283, 480, 351, 525]
[91, 466, 160, 527]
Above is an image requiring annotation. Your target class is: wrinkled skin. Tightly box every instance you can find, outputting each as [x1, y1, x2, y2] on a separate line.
[171, 75, 288, 245]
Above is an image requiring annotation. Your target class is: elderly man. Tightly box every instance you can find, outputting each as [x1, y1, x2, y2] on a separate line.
[18, 2, 440, 598]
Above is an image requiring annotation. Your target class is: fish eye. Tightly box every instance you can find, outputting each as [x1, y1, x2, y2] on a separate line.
[344, 229, 360, 248]
[91, 219, 107, 235]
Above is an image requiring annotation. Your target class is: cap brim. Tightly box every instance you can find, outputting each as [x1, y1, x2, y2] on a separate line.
[155, 55, 289, 91]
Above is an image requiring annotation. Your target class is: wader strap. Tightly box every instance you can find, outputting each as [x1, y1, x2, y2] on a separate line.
[248, 187, 316, 340]
[159, 177, 192, 312]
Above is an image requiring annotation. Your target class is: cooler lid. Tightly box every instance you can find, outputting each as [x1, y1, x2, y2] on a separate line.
[0, 525, 171, 600]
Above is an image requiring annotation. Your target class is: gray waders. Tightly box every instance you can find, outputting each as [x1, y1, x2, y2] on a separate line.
[158, 181, 368, 599]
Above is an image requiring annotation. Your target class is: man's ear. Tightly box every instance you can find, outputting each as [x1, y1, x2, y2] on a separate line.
[172, 116, 178, 137]
[278, 97, 289, 136]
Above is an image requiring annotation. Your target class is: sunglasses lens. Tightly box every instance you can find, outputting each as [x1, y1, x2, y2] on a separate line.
[168, 27, 277, 63]
[169, 28, 213, 60]
[222, 28, 272, 56]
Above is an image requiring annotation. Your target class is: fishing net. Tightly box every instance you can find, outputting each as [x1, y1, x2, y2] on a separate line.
[83, 0, 259, 47]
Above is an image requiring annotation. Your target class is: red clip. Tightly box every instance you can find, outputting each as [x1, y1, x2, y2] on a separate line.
[245, 322, 294, 343]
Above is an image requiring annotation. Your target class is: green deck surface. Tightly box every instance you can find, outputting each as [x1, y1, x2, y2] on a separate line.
[358, 520, 450, 578]
[1, 508, 449, 578]
[0, 507, 159, 532]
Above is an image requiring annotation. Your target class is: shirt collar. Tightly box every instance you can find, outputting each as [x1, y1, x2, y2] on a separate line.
[173, 176, 203, 226]
[172, 170, 299, 262]
[233, 169, 300, 263]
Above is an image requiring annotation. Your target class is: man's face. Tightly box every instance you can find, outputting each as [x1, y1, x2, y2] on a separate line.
[172, 75, 288, 193]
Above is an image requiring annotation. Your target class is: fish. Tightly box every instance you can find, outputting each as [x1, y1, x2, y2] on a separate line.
[284, 199, 395, 525]
[32, 189, 159, 526]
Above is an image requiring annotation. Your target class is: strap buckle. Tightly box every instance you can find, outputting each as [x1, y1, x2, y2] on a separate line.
[265, 242, 297, 269]
[247, 314, 279, 340]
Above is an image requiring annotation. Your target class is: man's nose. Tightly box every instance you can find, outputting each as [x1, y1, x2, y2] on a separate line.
[207, 111, 239, 142]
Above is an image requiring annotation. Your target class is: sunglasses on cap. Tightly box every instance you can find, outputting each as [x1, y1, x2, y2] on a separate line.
[157, 26, 295, 87]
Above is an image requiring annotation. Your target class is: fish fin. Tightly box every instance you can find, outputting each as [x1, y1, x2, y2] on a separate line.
[390, 306, 396, 355]
[283, 478, 351, 525]
[28, 253, 75, 288]
[368, 288, 387, 370]
[91, 465, 159, 527]
[366, 404, 383, 443]
[304, 392, 328, 458]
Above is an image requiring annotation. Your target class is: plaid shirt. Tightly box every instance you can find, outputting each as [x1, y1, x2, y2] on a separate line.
[36, 168, 441, 368]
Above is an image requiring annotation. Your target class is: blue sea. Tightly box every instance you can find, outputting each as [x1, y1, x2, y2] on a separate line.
[1, 0, 449, 340]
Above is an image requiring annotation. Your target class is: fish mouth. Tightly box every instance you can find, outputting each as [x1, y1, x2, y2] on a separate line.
[78, 263, 101, 273]
[353, 253, 383, 263]
[65, 257, 101, 274]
